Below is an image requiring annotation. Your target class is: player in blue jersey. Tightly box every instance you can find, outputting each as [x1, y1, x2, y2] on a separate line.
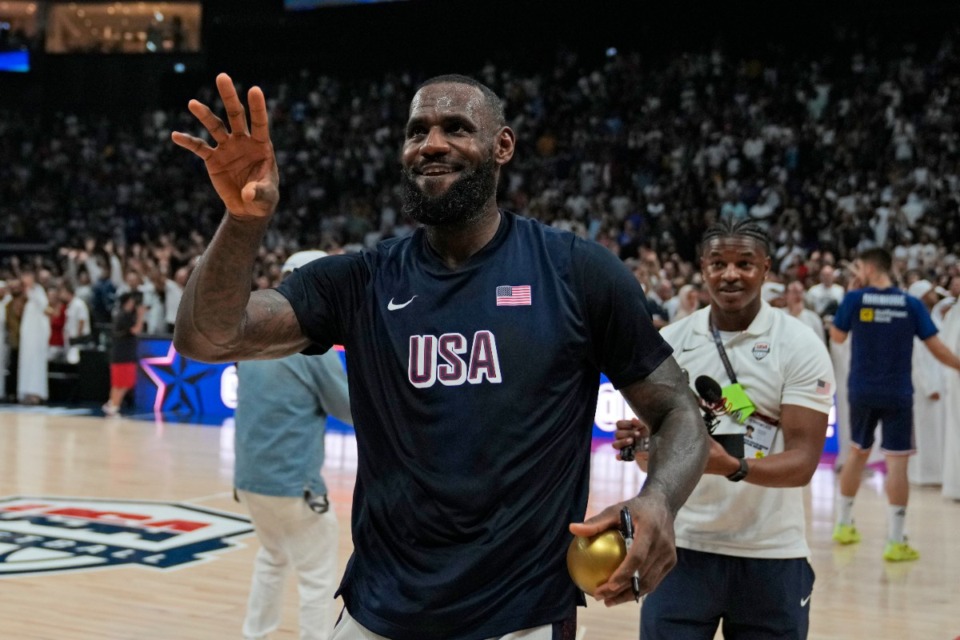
[830, 248, 960, 562]
[172, 72, 709, 640]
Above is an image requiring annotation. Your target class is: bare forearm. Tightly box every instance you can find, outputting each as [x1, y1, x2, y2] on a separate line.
[713, 449, 818, 488]
[829, 326, 847, 344]
[642, 403, 709, 514]
[926, 336, 960, 371]
[174, 213, 268, 357]
[622, 360, 709, 516]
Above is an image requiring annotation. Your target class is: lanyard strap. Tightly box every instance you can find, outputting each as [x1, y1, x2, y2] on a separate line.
[709, 322, 739, 384]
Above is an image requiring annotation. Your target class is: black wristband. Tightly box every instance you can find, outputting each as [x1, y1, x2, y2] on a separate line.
[726, 458, 749, 482]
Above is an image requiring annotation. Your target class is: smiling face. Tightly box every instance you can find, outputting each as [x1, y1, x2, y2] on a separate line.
[701, 236, 771, 317]
[400, 82, 514, 227]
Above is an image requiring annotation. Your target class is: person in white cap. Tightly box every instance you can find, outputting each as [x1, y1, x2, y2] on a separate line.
[760, 280, 786, 308]
[234, 249, 354, 640]
[930, 275, 958, 326]
[906, 279, 947, 486]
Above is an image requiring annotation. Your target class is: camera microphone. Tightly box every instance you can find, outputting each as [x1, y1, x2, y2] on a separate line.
[694, 375, 725, 433]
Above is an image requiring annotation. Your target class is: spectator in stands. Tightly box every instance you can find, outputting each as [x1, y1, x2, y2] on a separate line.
[161, 266, 190, 334]
[941, 299, 960, 502]
[673, 284, 701, 320]
[784, 281, 827, 343]
[90, 258, 117, 332]
[761, 281, 786, 309]
[806, 265, 845, 317]
[0, 280, 8, 400]
[46, 284, 67, 361]
[101, 291, 145, 417]
[906, 280, 948, 486]
[4, 278, 24, 402]
[17, 269, 50, 405]
[61, 282, 91, 363]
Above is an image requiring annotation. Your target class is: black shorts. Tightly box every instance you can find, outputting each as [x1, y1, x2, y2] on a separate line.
[641, 548, 814, 640]
[849, 402, 914, 454]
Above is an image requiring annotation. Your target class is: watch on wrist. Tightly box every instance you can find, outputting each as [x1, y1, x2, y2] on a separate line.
[726, 458, 749, 482]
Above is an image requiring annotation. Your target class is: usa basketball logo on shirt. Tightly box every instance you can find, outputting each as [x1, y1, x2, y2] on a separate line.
[496, 285, 532, 306]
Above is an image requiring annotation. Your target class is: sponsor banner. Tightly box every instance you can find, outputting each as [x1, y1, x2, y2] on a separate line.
[134, 339, 840, 452]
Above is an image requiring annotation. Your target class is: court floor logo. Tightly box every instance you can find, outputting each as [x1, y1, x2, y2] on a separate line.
[0, 496, 254, 577]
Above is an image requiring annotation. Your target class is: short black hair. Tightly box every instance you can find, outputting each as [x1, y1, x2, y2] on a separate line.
[119, 291, 142, 306]
[416, 74, 506, 128]
[700, 216, 772, 257]
[858, 247, 892, 273]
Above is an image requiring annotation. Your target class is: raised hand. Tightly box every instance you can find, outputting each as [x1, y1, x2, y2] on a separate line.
[171, 73, 279, 220]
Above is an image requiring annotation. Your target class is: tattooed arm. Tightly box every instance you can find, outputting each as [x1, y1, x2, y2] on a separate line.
[570, 356, 708, 605]
[173, 217, 310, 363]
[171, 73, 308, 363]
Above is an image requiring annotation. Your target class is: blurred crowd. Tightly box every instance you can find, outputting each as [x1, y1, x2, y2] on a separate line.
[3, 25, 960, 402]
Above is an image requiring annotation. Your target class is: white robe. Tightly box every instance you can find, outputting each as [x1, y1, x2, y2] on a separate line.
[908, 337, 945, 484]
[17, 284, 50, 400]
[941, 306, 960, 500]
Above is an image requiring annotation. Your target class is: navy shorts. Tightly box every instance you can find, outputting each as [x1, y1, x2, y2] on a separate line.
[849, 402, 914, 454]
[641, 548, 814, 640]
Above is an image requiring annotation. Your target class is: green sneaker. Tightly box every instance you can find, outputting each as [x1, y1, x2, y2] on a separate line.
[833, 523, 861, 545]
[883, 540, 919, 562]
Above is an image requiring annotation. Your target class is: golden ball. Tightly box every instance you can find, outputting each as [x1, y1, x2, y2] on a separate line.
[566, 529, 627, 595]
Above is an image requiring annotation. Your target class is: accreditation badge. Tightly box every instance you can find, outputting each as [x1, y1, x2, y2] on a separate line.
[743, 415, 779, 459]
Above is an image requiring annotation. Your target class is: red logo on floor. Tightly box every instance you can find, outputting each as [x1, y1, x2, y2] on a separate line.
[0, 497, 253, 576]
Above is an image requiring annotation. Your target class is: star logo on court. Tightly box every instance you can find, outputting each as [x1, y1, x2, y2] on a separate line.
[140, 344, 223, 415]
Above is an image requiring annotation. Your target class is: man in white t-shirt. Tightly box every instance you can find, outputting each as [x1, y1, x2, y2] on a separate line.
[61, 282, 90, 343]
[60, 282, 91, 364]
[615, 218, 834, 639]
[805, 264, 845, 316]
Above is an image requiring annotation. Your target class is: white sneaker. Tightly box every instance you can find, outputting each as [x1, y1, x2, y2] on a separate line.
[101, 402, 119, 417]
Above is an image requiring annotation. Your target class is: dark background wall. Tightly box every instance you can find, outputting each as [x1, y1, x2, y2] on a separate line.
[2, 0, 959, 113]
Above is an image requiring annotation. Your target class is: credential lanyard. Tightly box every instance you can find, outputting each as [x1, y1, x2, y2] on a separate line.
[709, 322, 739, 384]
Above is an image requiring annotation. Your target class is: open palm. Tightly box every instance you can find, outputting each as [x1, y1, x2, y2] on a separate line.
[172, 73, 279, 219]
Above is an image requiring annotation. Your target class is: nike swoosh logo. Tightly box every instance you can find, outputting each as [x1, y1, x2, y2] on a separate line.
[800, 594, 812, 607]
[387, 296, 417, 311]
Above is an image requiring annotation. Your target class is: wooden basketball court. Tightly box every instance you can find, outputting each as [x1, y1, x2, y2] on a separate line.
[1, 408, 958, 639]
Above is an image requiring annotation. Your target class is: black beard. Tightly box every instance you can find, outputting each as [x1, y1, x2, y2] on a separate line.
[400, 157, 498, 227]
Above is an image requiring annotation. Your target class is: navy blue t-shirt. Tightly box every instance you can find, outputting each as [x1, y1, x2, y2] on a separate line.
[833, 286, 938, 406]
[277, 211, 671, 640]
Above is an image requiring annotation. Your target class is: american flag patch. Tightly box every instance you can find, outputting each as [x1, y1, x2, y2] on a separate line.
[816, 379, 832, 395]
[496, 285, 532, 306]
